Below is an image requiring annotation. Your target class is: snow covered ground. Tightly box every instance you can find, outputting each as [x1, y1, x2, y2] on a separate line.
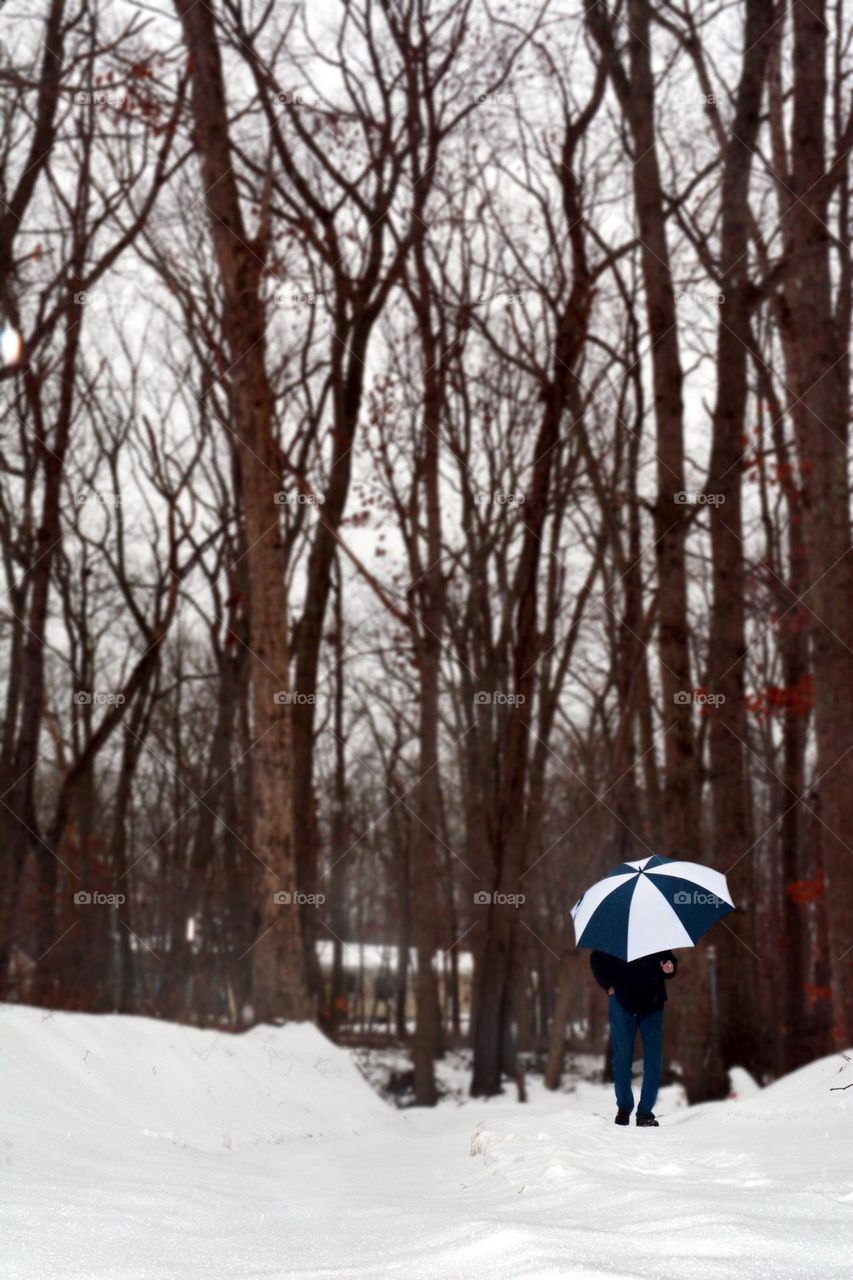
[3, 1003, 852, 1280]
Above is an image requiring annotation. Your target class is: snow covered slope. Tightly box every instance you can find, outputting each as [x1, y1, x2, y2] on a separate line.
[2, 1003, 852, 1280]
[2, 1003, 388, 1152]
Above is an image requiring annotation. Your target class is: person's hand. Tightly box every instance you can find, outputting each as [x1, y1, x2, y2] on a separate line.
[661, 960, 674, 974]
[607, 987, 615, 995]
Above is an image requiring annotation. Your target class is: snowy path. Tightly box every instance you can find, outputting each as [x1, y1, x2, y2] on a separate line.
[3, 1006, 852, 1279]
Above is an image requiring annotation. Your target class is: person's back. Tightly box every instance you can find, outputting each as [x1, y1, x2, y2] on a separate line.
[591, 950, 675, 1017]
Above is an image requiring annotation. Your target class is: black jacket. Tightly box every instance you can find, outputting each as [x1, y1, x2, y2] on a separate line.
[590, 950, 678, 1016]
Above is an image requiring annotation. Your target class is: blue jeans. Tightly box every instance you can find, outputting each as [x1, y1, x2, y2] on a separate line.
[609, 998, 664, 1116]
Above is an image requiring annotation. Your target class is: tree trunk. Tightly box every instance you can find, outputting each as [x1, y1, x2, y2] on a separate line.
[783, 0, 853, 1048]
[705, 0, 774, 1096]
[173, 0, 307, 1022]
[587, 0, 699, 852]
[544, 959, 573, 1090]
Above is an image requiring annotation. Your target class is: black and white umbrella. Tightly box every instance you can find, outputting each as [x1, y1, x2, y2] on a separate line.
[571, 853, 735, 961]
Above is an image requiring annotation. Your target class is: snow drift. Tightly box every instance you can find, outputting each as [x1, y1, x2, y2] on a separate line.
[2, 1003, 852, 1280]
[2, 1002, 389, 1154]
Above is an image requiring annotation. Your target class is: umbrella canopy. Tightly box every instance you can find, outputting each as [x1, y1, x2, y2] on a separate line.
[571, 853, 735, 961]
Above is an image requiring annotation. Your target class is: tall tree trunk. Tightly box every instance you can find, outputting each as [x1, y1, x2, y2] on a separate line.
[705, 0, 774, 1096]
[780, 0, 853, 1046]
[173, 0, 307, 1022]
[470, 117, 592, 1096]
[587, 0, 699, 852]
[327, 561, 349, 1041]
[23, 311, 81, 1005]
[408, 296, 444, 1106]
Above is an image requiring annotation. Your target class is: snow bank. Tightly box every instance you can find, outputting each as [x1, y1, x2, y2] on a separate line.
[3, 1003, 852, 1280]
[1, 1002, 389, 1154]
[748, 1049, 853, 1107]
[701, 1050, 853, 1119]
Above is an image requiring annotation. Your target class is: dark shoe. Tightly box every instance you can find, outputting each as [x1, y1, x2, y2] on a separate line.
[636, 1112, 659, 1127]
[615, 1108, 631, 1126]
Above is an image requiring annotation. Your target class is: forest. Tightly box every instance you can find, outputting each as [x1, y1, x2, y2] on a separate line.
[1, 0, 851, 1111]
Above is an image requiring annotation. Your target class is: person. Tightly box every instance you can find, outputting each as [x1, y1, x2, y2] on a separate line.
[590, 948, 678, 1127]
